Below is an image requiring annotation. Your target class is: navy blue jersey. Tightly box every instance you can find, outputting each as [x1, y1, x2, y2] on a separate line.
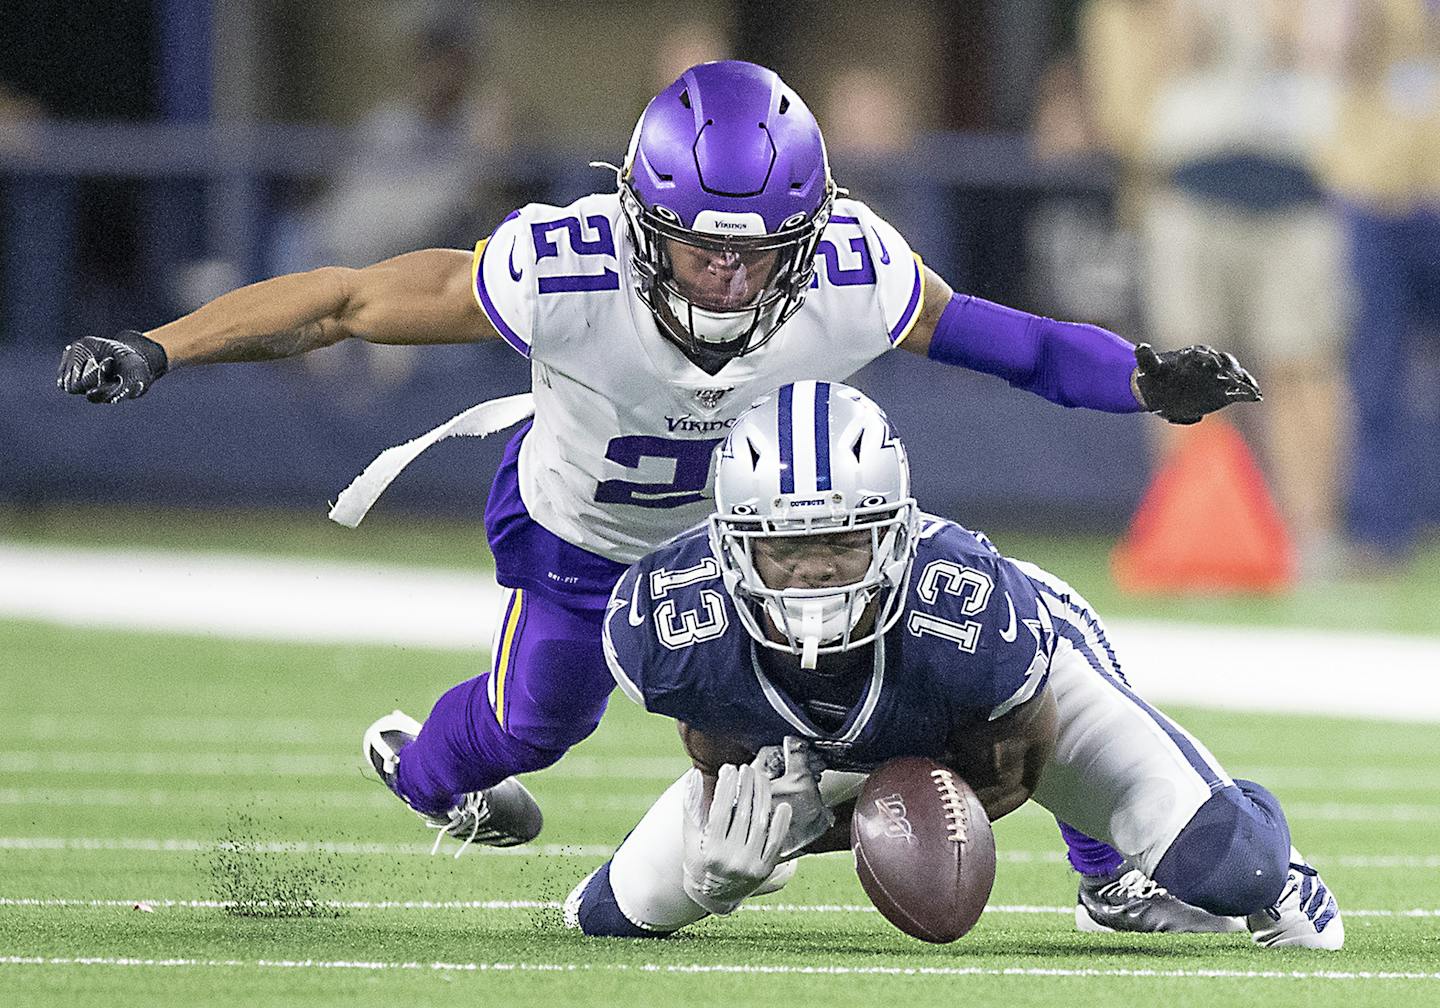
[602, 515, 1058, 772]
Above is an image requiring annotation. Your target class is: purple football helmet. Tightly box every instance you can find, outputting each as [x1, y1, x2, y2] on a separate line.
[621, 61, 835, 364]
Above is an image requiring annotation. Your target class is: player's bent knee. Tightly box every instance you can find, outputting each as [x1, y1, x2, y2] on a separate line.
[477, 718, 572, 779]
[1153, 779, 1291, 917]
[563, 861, 677, 939]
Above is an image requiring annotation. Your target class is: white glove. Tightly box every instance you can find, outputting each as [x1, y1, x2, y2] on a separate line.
[752, 736, 834, 859]
[681, 763, 793, 916]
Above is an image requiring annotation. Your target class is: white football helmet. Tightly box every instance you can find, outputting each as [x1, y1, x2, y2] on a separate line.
[709, 381, 919, 668]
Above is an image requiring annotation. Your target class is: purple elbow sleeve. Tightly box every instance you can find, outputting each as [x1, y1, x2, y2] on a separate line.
[926, 294, 1143, 413]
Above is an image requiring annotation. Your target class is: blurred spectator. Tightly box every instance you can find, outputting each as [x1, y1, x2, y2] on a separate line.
[271, 23, 512, 274]
[1029, 52, 1139, 330]
[1031, 54, 1104, 163]
[1320, 0, 1440, 567]
[819, 66, 919, 156]
[1078, 0, 1349, 578]
[261, 19, 514, 387]
[814, 66, 958, 282]
[649, 19, 732, 92]
[0, 81, 43, 150]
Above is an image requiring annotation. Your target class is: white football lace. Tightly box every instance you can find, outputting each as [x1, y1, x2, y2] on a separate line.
[427, 791, 494, 859]
[1103, 869, 1168, 901]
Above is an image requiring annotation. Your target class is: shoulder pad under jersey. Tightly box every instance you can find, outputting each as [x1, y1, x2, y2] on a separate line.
[908, 516, 1057, 720]
[602, 527, 742, 709]
[819, 198, 925, 348]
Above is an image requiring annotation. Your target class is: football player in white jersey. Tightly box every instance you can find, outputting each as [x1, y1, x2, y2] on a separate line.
[57, 62, 1260, 924]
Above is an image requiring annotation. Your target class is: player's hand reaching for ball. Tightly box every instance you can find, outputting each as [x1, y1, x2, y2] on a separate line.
[752, 735, 833, 859]
[1133, 343, 1261, 425]
[681, 763, 793, 916]
[57, 331, 169, 403]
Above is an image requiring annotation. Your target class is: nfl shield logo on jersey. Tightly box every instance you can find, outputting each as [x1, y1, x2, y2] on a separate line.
[693, 387, 734, 410]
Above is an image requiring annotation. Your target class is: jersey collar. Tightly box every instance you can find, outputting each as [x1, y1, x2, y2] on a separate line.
[749, 635, 887, 744]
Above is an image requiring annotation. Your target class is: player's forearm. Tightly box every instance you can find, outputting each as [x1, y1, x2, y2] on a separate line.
[969, 742, 1041, 822]
[144, 267, 355, 367]
[946, 690, 1058, 821]
[926, 294, 1144, 412]
[679, 722, 758, 775]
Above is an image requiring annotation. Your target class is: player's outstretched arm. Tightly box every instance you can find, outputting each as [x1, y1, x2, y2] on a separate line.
[896, 265, 1260, 422]
[57, 248, 496, 403]
[943, 686, 1058, 822]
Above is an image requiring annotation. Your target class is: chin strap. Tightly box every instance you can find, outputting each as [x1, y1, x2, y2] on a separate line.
[799, 601, 823, 670]
[588, 160, 624, 186]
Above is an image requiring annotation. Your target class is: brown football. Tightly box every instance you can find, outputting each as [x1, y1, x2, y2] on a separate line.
[852, 756, 996, 943]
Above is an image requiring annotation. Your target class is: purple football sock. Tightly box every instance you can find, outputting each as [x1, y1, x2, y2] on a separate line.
[394, 672, 563, 818]
[1059, 821, 1126, 877]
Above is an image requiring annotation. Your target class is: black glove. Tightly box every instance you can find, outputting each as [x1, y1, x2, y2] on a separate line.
[1133, 343, 1261, 425]
[57, 331, 169, 403]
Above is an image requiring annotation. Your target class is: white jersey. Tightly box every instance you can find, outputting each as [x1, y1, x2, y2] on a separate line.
[470, 192, 925, 564]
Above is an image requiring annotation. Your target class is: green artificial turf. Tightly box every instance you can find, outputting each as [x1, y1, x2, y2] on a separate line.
[2, 619, 1437, 1007]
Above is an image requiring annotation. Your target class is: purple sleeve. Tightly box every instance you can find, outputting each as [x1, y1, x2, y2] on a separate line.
[926, 294, 1143, 413]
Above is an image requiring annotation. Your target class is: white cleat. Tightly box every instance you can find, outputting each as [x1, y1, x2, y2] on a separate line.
[363, 710, 423, 792]
[562, 867, 601, 930]
[1247, 847, 1344, 950]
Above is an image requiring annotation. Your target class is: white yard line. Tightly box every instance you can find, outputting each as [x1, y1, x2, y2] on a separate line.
[0, 836, 614, 857]
[1, 837, 1436, 869]
[1, 955, 1437, 981]
[2, 897, 1437, 918]
[4, 541, 1439, 720]
[0, 786, 658, 811]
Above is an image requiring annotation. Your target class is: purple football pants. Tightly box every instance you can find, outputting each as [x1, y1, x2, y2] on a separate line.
[393, 587, 614, 817]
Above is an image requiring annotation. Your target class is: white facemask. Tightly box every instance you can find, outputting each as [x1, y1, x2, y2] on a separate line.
[764, 592, 872, 670]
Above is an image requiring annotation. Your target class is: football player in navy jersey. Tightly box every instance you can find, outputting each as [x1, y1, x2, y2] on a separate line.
[57, 62, 1259, 922]
[566, 382, 1342, 950]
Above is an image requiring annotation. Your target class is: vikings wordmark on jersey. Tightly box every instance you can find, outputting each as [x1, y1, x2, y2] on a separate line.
[471, 193, 926, 564]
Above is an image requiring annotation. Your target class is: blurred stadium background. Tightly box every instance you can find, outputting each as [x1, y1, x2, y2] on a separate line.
[4, 0, 1435, 545]
[1, 1, 1439, 1003]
